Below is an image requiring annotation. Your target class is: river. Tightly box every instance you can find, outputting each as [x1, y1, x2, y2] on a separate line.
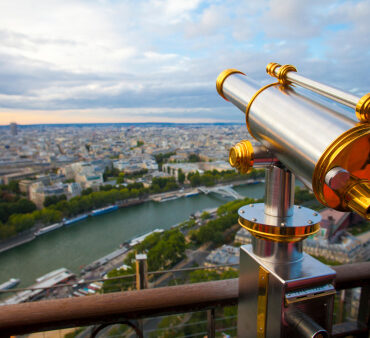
[0, 183, 265, 288]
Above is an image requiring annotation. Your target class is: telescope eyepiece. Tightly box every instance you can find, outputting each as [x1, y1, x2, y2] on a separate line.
[285, 309, 328, 338]
[229, 140, 254, 174]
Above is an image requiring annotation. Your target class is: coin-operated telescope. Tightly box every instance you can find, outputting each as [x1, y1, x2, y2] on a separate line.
[216, 63, 369, 338]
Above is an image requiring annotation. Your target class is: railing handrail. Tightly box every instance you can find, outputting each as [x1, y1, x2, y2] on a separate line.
[0, 278, 238, 335]
[332, 261, 370, 289]
[0, 263, 239, 294]
[0, 262, 368, 336]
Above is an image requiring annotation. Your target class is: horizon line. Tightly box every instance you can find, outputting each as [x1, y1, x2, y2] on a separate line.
[0, 121, 244, 127]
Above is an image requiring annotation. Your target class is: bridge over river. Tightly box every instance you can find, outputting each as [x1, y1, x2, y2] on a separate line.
[198, 185, 244, 200]
[0, 183, 265, 289]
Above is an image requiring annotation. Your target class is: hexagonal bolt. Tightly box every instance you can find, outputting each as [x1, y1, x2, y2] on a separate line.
[325, 167, 350, 191]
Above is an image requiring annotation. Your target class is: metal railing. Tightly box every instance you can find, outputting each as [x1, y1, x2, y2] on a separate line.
[0, 261, 368, 337]
[0, 263, 239, 295]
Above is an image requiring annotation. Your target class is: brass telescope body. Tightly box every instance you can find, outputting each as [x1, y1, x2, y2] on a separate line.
[217, 66, 370, 220]
[217, 64, 369, 337]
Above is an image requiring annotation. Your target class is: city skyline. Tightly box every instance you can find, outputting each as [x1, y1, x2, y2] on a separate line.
[0, 0, 369, 124]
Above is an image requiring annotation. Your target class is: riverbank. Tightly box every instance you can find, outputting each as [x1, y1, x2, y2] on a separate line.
[0, 205, 219, 305]
[0, 180, 262, 255]
[0, 182, 265, 288]
[0, 198, 147, 254]
[0, 231, 35, 254]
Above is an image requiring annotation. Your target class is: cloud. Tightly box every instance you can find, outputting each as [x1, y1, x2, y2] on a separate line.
[0, 0, 369, 124]
[261, 0, 326, 38]
[184, 5, 228, 38]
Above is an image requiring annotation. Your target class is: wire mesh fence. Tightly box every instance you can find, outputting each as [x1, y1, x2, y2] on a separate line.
[0, 263, 239, 304]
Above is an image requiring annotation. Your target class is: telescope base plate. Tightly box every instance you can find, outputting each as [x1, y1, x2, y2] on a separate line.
[238, 203, 320, 242]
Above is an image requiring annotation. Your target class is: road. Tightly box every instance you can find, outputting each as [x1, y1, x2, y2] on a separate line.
[0, 229, 35, 253]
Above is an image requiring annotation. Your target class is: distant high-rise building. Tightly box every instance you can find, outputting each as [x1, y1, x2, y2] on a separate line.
[10, 122, 18, 136]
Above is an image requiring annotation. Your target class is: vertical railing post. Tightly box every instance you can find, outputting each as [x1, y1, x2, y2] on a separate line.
[357, 285, 370, 338]
[136, 254, 148, 290]
[337, 289, 346, 323]
[135, 254, 147, 338]
[345, 288, 353, 320]
[207, 308, 216, 338]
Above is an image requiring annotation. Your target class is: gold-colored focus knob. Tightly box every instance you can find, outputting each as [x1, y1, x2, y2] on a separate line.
[345, 180, 370, 220]
[229, 140, 254, 174]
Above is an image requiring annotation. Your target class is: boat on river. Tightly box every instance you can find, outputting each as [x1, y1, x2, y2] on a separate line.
[81, 246, 129, 272]
[129, 229, 164, 247]
[91, 205, 118, 216]
[159, 195, 179, 202]
[1, 268, 75, 306]
[36, 268, 70, 283]
[0, 278, 20, 291]
[34, 223, 63, 236]
[185, 192, 199, 197]
[63, 214, 88, 226]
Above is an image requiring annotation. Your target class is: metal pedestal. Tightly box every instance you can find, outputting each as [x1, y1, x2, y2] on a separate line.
[238, 245, 335, 337]
[237, 165, 336, 337]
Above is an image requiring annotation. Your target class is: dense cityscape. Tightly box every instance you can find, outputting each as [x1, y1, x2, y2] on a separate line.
[0, 122, 369, 336]
[0, 0, 368, 335]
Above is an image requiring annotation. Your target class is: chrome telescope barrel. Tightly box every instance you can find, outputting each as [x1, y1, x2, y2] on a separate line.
[266, 63, 370, 123]
[269, 66, 360, 109]
[217, 69, 370, 219]
[219, 71, 355, 188]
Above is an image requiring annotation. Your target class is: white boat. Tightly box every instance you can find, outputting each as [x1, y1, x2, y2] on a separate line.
[185, 192, 199, 197]
[36, 268, 69, 283]
[159, 195, 179, 202]
[34, 223, 63, 236]
[2, 268, 74, 306]
[129, 229, 164, 247]
[0, 278, 20, 291]
[83, 247, 128, 271]
[91, 205, 118, 216]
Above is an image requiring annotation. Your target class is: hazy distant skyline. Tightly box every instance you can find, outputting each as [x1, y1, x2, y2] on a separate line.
[0, 0, 369, 124]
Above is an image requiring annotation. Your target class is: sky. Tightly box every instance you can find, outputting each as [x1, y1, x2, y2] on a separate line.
[0, 0, 369, 124]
